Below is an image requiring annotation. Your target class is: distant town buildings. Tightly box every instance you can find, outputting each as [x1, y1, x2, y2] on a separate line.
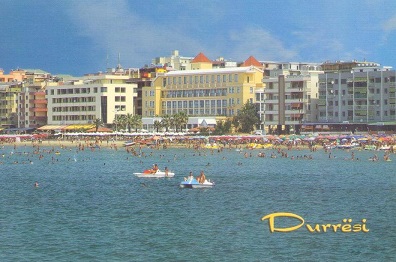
[1, 51, 396, 134]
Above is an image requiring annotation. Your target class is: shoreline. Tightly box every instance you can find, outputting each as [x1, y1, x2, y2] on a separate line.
[0, 139, 390, 153]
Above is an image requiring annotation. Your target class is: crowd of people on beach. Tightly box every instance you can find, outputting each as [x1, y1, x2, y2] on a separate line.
[1, 132, 395, 168]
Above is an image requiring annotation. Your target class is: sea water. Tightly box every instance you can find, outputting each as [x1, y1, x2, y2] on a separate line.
[0, 145, 395, 261]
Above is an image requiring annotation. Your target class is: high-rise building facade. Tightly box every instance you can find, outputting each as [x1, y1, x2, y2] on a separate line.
[318, 61, 396, 124]
[256, 62, 322, 133]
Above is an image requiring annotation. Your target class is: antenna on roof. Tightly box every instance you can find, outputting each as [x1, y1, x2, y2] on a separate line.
[106, 52, 109, 69]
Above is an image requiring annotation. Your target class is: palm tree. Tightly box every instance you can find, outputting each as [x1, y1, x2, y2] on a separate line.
[153, 120, 162, 132]
[93, 118, 102, 132]
[131, 115, 142, 132]
[169, 116, 176, 132]
[113, 115, 122, 132]
[161, 114, 172, 132]
[119, 114, 128, 131]
[175, 111, 188, 132]
[125, 113, 134, 133]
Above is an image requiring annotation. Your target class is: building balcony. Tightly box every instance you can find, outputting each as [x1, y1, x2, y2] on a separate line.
[29, 116, 47, 121]
[286, 98, 304, 103]
[286, 87, 304, 92]
[29, 99, 48, 104]
[285, 110, 304, 115]
[32, 108, 48, 112]
[263, 88, 278, 94]
[31, 91, 46, 96]
[285, 120, 302, 125]
[265, 120, 279, 125]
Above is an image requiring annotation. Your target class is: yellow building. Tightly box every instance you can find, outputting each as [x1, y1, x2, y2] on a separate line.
[142, 53, 264, 118]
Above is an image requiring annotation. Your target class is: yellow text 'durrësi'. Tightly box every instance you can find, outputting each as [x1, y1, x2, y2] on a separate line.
[261, 212, 369, 233]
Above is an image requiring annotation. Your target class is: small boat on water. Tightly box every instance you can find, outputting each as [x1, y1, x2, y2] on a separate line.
[124, 141, 136, 147]
[134, 169, 175, 178]
[364, 145, 377, 151]
[336, 142, 360, 149]
[180, 177, 215, 189]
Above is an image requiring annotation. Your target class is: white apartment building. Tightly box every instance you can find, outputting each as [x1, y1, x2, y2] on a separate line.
[256, 62, 322, 133]
[152, 50, 194, 70]
[46, 74, 137, 126]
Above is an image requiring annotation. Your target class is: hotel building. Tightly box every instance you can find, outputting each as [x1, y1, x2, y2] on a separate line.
[45, 73, 137, 128]
[142, 53, 264, 121]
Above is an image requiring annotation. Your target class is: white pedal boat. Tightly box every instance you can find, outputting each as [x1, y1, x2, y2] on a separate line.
[180, 177, 215, 188]
[134, 169, 175, 178]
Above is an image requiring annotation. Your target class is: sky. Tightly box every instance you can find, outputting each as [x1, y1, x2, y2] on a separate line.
[1, 0, 396, 76]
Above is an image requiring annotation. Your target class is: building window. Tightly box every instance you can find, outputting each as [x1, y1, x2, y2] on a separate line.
[101, 87, 107, 92]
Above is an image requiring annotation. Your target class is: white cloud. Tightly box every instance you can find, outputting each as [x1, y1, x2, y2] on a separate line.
[65, 0, 202, 67]
[228, 27, 297, 61]
[383, 15, 396, 31]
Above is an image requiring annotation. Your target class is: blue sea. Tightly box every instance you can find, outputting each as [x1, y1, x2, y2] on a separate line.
[0, 144, 395, 261]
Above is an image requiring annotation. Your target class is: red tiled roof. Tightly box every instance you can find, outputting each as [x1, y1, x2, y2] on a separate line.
[241, 56, 262, 67]
[192, 52, 212, 63]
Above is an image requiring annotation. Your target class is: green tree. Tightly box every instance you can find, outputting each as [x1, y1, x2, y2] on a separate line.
[174, 111, 188, 132]
[113, 114, 123, 132]
[93, 118, 102, 132]
[118, 114, 126, 131]
[161, 114, 172, 132]
[153, 120, 162, 132]
[213, 119, 232, 135]
[125, 113, 134, 133]
[130, 115, 142, 132]
[234, 101, 260, 133]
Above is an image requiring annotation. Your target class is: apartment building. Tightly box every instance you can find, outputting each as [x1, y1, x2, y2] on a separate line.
[17, 69, 53, 129]
[256, 62, 322, 133]
[318, 61, 396, 124]
[45, 73, 137, 127]
[0, 82, 22, 129]
[152, 50, 194, 70]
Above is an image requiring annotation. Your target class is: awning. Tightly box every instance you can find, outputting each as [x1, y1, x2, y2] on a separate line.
[63, 124, 95, 130]
[86, 127, 113, 133]
[37, 125, 68, 130]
